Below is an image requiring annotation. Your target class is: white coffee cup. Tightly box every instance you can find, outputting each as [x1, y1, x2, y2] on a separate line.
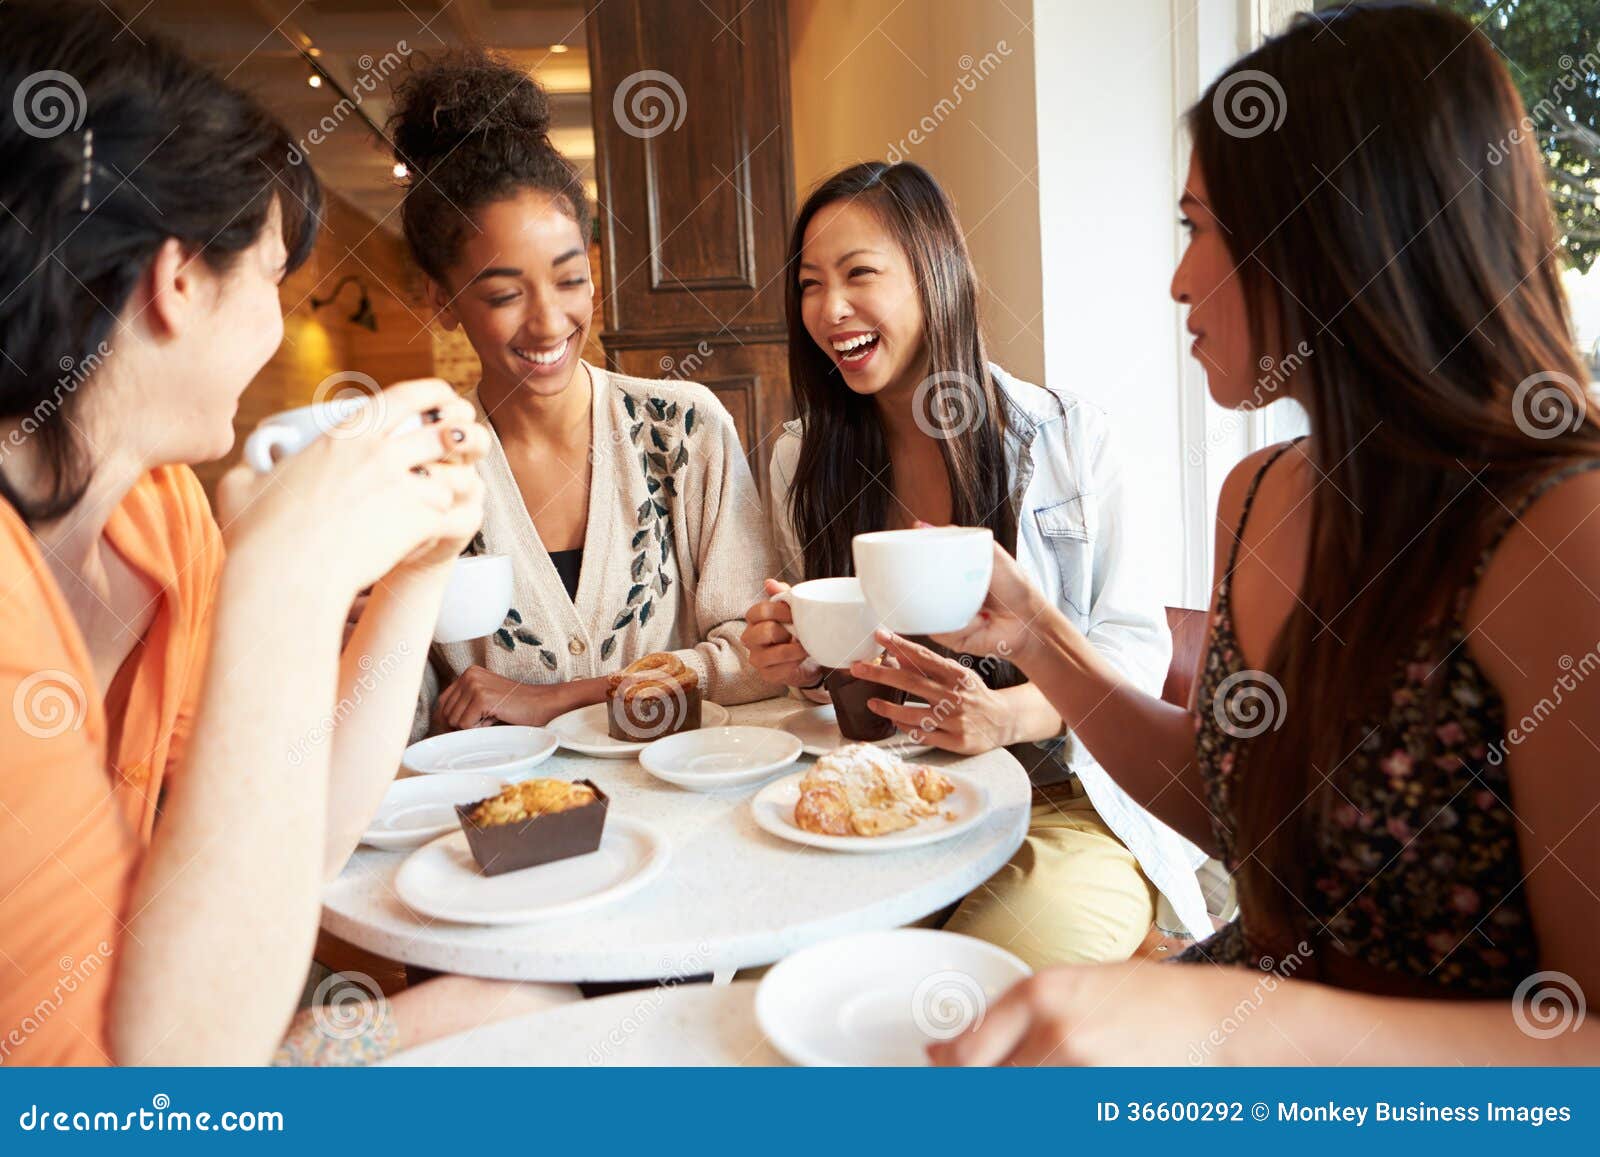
[434, 554, 514, 644]
[772, 577, 884, 669]
[243, 396, 422, 473]
[853, 527, 995, 634]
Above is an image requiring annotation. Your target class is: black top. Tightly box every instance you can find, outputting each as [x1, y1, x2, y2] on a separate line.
[548, 548, 583, 602]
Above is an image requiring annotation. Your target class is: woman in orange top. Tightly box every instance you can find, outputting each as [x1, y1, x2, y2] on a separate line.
[0, 1, 572, 1065]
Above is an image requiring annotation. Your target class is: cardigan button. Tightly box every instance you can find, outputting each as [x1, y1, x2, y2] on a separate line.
[568, 638, 587, 656]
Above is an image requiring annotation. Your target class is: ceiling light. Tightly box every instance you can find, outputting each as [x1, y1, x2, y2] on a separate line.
[307, 73, 322, 88]
[393, 162, 409, 180]
[549, 44, 570, 54]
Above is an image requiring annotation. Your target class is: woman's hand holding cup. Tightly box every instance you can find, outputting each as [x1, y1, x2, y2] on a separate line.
[741, 579, 823, 689]
[928, 541, 1058, 672]
[218, 378, 487, 604]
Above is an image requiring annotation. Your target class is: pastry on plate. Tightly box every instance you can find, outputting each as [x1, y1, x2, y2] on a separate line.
[793, 743, 953, 837]
[456, 778, 608, 876]
[606, 652, 703, 741]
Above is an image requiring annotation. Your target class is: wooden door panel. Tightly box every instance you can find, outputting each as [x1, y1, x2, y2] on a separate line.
[588, 0, 794, 339]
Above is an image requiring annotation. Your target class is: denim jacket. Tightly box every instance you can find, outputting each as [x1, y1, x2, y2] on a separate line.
[767, 364, 1211, 938]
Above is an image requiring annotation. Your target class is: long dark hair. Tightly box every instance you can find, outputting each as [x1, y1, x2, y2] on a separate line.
[0, 0, 320, 526]
[1191, 3, 1600, 960]
[785, 162, 1018, 594]
[388, 51, 590, 285]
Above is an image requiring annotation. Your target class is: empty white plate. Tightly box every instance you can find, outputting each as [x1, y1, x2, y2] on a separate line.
[395, 816, 668, 925]
[750, 767, 989, 853]
[547, 701, 730, 757]
[756, 929, 1031, 1066]
[778, 704, 932, 759]
[639, 726, 803, 791]
[361, 773, 506, 852]
[402, 725, 558, 778]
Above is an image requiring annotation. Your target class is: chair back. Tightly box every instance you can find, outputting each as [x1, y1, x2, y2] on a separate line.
[1162, 606, 1209, 708]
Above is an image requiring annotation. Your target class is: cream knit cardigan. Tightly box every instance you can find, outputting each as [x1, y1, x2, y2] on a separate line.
[413, 363, 779, 738]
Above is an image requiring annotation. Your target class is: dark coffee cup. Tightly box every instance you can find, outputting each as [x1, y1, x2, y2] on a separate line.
[823, 667, 906, 742]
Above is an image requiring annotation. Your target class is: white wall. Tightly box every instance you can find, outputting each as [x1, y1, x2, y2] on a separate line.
[1033, 0, 1306, 608]
[1034, 0, 1200, 606]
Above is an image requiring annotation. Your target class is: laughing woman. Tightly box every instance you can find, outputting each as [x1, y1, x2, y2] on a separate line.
[742, 162, 1215, 967]
[930, 4, 1600, 1065]
[389, 53, 777, 738]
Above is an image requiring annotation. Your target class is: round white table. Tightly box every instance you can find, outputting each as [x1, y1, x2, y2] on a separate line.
[323, 697, 1030, 982]
[386, 982, 783, 1066]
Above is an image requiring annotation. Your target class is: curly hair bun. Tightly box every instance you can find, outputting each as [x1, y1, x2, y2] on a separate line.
[387, 49, 589, 283]
[389, 50, 553, 173]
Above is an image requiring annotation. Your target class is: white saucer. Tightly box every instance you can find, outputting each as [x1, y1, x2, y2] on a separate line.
[755, 929, 1030, 1066]
[547, 701, 731, 757]
[395, 816, 668, 925]
[361, 773, 506, 852]
[402, 726, 558, 778]
[639, 726, 803, 792]
[778, 704, 932, 759]
[750, 767, 989, 853]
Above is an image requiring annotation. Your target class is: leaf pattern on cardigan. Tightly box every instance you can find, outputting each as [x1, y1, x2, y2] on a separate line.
[454, 386, 706, 663]
[593, 391, 698, 662]
[469, 395, 698, 661]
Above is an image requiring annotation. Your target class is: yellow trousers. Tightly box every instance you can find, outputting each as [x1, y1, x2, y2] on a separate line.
[943, 779, 1157, 969]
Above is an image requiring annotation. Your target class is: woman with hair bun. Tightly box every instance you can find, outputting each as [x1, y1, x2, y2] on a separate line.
[393, 52, 780, 732]
[388, 51, 778, 735]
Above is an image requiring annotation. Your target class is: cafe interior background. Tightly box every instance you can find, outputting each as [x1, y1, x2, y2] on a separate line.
[138, 0, 1600, 616]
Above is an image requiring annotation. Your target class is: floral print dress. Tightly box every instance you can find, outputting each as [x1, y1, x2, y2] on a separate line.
[1181, 441, 1599, 995]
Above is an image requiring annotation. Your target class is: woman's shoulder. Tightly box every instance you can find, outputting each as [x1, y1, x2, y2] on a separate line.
[1216, 441, 1305, 533]
[764, 420, 804, 499]
[1473, 460, 1600, 612]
